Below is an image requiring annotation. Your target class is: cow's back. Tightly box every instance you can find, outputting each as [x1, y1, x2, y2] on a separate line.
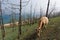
[40, 16, 48, 24]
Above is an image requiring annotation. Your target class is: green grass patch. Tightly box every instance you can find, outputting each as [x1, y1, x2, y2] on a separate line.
[0, 23, 38, 40]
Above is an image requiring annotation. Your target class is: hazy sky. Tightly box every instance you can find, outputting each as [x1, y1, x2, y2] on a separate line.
[1, 0, 60, 14]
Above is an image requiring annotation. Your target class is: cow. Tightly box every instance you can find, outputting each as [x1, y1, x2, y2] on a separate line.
[36, 16, 49, 40]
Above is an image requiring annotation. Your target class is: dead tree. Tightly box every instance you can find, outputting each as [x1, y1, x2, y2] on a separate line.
[48, 2, 56, 18]
[33, 4, 37, 24]
[18, 0, 31, 39]
[46, 0, 50, 17]
[18, 0, 22, 39]
[33, 8, 35, 24]
[29, 3, 32, 26]
[10, 13, 16, 32]
[10, 6, 16, 32]
[33, 4, 37, 23]
[0, 0, 5, 40]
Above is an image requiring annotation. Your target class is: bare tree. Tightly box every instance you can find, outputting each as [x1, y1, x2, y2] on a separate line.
[48, 2, 56, 18]
[33, 8, 35, 24]
[0, 0, 5, 40]
[10, 6, 16, 32]
[29, 2, 32, 26]
[33, 3, 37, 23]
[18, 0, 22, 40]
[46, 0, 50, 17]
[40, 8, 43, 18]
[18, 0, 31, 38]
[10, 13, 16, 32]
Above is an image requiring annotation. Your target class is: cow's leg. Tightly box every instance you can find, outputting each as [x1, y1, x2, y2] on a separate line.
[44, 24, 47, 30]
[41, 23, 44, 32]
[37, 29, 41, 40]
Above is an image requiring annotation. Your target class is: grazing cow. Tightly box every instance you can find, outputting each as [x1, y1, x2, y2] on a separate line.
[36, 16, 49, 39]
[4, 23, 10, 27]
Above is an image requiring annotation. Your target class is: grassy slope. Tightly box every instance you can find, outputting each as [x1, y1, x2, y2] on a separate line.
[0, 23, 38, 40]
[0, 16, 60, 40]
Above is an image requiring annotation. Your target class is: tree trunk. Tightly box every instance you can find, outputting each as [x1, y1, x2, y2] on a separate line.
[18, 0, 22, 40]
[46, 0, 50, 17]
[0, 1, 5, 40]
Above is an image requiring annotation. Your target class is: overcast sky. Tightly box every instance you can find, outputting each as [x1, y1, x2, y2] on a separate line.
[1, 0, 60, 14]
